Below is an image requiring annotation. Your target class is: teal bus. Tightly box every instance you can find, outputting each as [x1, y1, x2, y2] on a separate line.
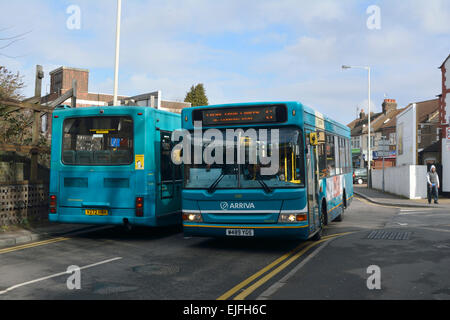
[48, 105, 182, 228]
[180, 102, 353, 240]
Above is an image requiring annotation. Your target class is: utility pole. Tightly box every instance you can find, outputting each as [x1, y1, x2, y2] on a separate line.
[368, 67, 372, 188]
[30, 65, 43, 182]
[71, 79, 77, 108]
[113, 0, 122, 106]
[342, 65, 372, 187]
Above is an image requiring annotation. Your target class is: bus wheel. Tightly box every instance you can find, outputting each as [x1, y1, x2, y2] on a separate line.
[335, 193, 345, 222]
[343, 191, 347, 209]
[123, 218, 132, 232]
[312, 205, 326, 241]
[334, 209, 344, 222]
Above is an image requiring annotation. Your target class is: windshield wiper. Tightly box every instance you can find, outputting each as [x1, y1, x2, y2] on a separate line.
[256, 173, 272, 194]
[207, 173, 225, 194]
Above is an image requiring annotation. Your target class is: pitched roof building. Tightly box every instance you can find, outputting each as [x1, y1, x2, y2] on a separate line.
[438, 53, 450, 192]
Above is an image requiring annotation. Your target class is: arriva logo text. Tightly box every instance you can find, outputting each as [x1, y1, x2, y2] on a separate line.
[223, 202, 256, 210]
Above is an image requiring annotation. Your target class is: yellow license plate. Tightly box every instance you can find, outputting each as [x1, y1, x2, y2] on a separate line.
[85, 209, 108, 216]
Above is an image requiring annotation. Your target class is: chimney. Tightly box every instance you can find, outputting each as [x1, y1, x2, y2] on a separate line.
[359, 109, 365, 119]
[382, 99, 397, 114]
[49, 66, 89, 96]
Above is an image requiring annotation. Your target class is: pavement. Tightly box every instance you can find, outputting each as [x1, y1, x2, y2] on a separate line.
[0, 222, 107, 248]
[354, 185, 450, 208]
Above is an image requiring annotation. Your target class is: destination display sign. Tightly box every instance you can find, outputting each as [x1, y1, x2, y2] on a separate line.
[195, 105, 287, 126]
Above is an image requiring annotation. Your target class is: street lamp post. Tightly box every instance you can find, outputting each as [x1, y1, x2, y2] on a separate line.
[113, 0, 122, 106]
[342, 65, 372, 188]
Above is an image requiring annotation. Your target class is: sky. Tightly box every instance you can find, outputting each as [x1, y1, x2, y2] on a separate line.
[0, 0, 449, 125]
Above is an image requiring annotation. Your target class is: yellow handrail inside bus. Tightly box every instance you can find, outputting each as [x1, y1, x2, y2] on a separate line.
[290, 148, 301, 184]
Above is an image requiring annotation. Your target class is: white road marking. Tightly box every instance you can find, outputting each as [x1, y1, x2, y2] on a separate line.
[419, 227, 450, 234]
[0, 257, 122, 295]
[256, 240, 331, 300]
[398, 211, 425, 215]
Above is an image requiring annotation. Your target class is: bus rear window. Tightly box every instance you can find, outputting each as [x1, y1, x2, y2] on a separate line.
[62, 116, 133, 165]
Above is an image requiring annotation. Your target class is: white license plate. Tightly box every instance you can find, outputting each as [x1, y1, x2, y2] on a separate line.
[226, 229, 254, 237]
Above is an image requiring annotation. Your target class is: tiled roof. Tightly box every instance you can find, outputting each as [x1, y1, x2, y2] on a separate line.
[414, 99, 440, 123]
[347, 98, 440, 136]
[348, 112, 383, 136]
[440, 54, 450, 68]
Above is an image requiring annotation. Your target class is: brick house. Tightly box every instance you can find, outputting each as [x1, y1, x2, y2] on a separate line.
[39, 66, 191, 139]
[347, 99, 403, 169]
[439, 54, 450, 192]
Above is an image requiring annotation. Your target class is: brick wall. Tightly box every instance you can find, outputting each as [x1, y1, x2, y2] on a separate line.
[440, 56, 450, 136]
[0, 183, 48, 225]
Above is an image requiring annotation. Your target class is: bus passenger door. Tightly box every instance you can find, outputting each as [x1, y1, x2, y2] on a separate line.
[159, 131, 175, 212]
[306, 134, 320, 232]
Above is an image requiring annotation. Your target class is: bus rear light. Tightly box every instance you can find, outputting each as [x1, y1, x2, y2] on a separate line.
[135, 197, 144, 217]
[49, 195, 57, 214]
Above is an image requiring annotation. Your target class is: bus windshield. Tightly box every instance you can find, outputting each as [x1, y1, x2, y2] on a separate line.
[184, 127, 305, 190]
[62, 116, 133, 165]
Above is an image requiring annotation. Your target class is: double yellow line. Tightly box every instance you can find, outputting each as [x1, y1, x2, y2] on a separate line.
[0, 237, 70, 255]
[217, 232, 352, 300]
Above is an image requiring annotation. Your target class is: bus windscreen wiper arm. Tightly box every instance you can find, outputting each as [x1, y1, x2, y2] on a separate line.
[207, 173, 225, 194]
[256, 174, 272, 193]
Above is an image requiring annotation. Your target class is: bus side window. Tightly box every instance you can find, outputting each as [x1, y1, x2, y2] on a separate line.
[326, 134, 336, 176]
[318, 140, 327, 179]
[160, 131, 174, 199]
[339, 137, 345, 174]
[346, 139, 352, 173]
[344, 138, 350, 173]
[334, 136, 341, 175]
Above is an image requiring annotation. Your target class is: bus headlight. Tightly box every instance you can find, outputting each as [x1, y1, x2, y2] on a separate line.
[278, 213, 307, 223]
[182, 212, 203, 222]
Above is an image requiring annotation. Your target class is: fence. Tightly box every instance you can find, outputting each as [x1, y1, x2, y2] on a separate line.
[371, 165, 428, 199]
[0, 182, 49, 225]
[0, 65, 72, 226]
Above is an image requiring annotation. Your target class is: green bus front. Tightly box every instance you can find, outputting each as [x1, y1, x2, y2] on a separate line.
[49, 106, 182, 227]
[181, 102, 353, 239]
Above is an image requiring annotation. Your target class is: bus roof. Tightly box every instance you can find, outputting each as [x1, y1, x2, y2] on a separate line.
[52, 105, 180, 119]
[182, 101, 349, 135]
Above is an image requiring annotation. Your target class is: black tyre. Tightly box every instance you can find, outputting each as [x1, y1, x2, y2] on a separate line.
[334, 192, 346, 222]
[312, 204, 326, 241]
[334, 210, 344, 222]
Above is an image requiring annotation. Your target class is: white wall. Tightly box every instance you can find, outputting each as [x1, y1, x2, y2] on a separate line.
[372, 165, 427, 199]
[443, 139, 450, 192]
[396, 104, 416, 166]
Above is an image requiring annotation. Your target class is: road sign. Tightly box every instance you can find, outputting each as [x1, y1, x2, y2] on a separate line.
[377, 152, 391, 157]
[447, 127, 450, 140]
[373, 150, 394, 159]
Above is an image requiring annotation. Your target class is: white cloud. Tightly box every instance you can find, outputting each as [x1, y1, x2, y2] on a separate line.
[408, 0, 450, 34]
[0, 0, 448, 126]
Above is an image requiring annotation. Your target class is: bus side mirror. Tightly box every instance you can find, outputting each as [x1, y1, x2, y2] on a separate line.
[309, 133, 318, 146]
